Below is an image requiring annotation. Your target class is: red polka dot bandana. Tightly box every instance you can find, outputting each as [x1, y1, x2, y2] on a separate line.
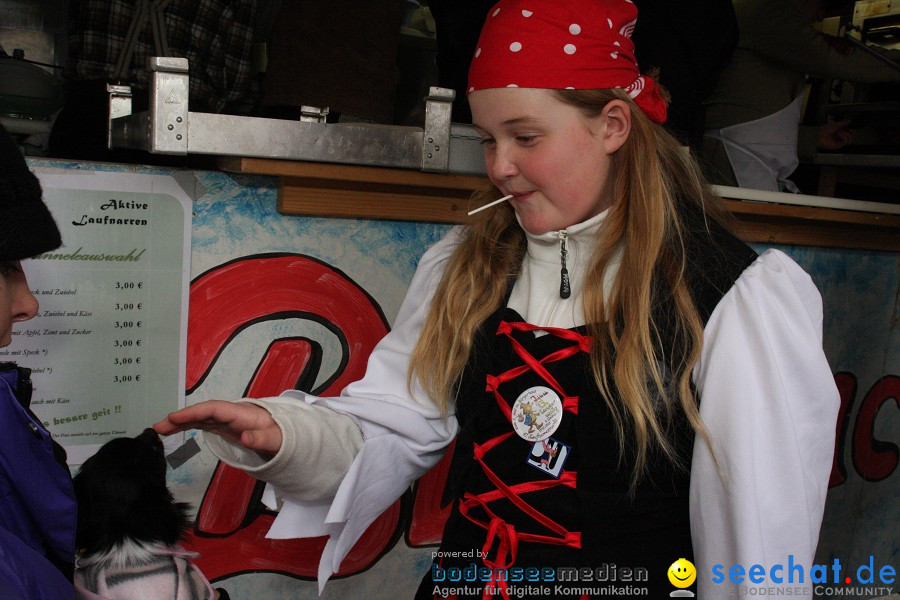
[467, 0, 668, 124]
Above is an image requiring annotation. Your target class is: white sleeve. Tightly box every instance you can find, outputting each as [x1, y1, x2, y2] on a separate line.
[690, 249, 839, 599]
[202, 398, 363, 500]
[203, 226, 464, 590]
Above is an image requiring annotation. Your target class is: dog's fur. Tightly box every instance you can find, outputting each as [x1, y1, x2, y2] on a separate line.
[73, 428, 230, 599]
[73, 428, 191, 567]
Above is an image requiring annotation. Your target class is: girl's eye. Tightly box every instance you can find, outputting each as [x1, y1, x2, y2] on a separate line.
[516, 135, 538, 145]
[479, 138, 496, 148]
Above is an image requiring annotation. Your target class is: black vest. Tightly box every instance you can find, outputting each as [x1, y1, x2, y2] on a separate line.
[417, 214, 757, 599]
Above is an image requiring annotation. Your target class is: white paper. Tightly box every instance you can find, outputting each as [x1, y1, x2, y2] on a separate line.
[8, 170, 192, 464]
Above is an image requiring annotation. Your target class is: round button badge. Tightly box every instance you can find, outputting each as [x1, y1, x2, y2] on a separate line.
[511, 386, 564, 442]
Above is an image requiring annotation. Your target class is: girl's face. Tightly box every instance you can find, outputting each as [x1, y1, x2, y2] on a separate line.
[0, 261, 39, 347]
[469, 87, 628, 234]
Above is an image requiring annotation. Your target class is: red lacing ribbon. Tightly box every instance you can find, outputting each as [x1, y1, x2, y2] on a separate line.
[454, 321, 592, 599]
[459, 491, 581, 600]
[457, 444, 580, 599]
[485, 322, 589, 421]
[499, 322, 590, 398]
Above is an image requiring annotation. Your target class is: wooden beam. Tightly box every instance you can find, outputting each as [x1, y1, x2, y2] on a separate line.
[219, 157, 900, 251]
[724, 200, 900, 251]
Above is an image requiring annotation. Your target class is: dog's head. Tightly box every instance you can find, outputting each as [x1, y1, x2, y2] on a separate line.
[74, 428, 190, 558]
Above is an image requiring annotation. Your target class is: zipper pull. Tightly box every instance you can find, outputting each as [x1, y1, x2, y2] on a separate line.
[559, 231, 571, 299]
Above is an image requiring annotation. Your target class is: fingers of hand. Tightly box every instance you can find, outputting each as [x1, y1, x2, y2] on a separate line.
[154, 400, 272, 436]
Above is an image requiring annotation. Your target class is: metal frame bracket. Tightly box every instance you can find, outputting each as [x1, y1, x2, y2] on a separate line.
[148, 56, 189, 154]
[422, 86, 455, 172]
[106, 83, 133, 150]
[108, 57, 486, 175]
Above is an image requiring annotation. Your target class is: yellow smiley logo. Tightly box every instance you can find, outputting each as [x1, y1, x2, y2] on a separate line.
[668, 558, 697, 588]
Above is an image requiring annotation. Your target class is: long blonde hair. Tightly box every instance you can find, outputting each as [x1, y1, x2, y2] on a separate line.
[409, 88, 732, 486]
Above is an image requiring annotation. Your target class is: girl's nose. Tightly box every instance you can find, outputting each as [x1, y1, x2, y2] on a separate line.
[488, 146, 519, 181]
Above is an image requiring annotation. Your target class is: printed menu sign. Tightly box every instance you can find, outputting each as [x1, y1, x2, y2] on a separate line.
[8, 170, 192, 464]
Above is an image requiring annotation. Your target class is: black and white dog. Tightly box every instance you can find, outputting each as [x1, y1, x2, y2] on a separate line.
[73, 428, 228, 599]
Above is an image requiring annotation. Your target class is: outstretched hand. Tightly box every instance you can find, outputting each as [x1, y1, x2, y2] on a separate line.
[153, 400, 283, 457]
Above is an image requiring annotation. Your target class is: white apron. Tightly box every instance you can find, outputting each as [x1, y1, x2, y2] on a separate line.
[704, 94, 805, 193]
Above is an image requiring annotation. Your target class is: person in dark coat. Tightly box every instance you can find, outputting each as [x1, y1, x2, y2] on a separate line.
[0, 124, 75, 599]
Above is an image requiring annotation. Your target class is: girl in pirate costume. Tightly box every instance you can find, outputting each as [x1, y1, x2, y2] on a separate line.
[155, 1, 840, 598]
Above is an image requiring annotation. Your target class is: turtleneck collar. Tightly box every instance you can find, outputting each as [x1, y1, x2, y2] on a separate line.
[506, 208, 613, 327]
[517, 208, 608, 263]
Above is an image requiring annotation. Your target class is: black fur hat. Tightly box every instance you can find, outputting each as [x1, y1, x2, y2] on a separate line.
[0, 124, 62, 261]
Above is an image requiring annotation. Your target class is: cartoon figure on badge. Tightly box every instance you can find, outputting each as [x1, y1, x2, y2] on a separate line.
[517, 400, 544, 435]
[538, 438, 559, 467]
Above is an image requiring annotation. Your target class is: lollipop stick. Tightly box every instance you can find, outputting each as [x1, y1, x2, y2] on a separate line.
[467, 194, 514, 216]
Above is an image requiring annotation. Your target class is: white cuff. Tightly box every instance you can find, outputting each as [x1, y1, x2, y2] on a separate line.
[203, 397, 363, 501]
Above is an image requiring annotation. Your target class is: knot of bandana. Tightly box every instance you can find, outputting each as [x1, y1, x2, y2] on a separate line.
[467, 0, 668, 124]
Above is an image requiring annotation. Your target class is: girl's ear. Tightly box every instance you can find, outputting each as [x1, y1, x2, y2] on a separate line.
[599, 99, 632, 154]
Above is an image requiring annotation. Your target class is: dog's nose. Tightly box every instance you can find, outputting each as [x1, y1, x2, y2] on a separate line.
[137, 427, 161, 445]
